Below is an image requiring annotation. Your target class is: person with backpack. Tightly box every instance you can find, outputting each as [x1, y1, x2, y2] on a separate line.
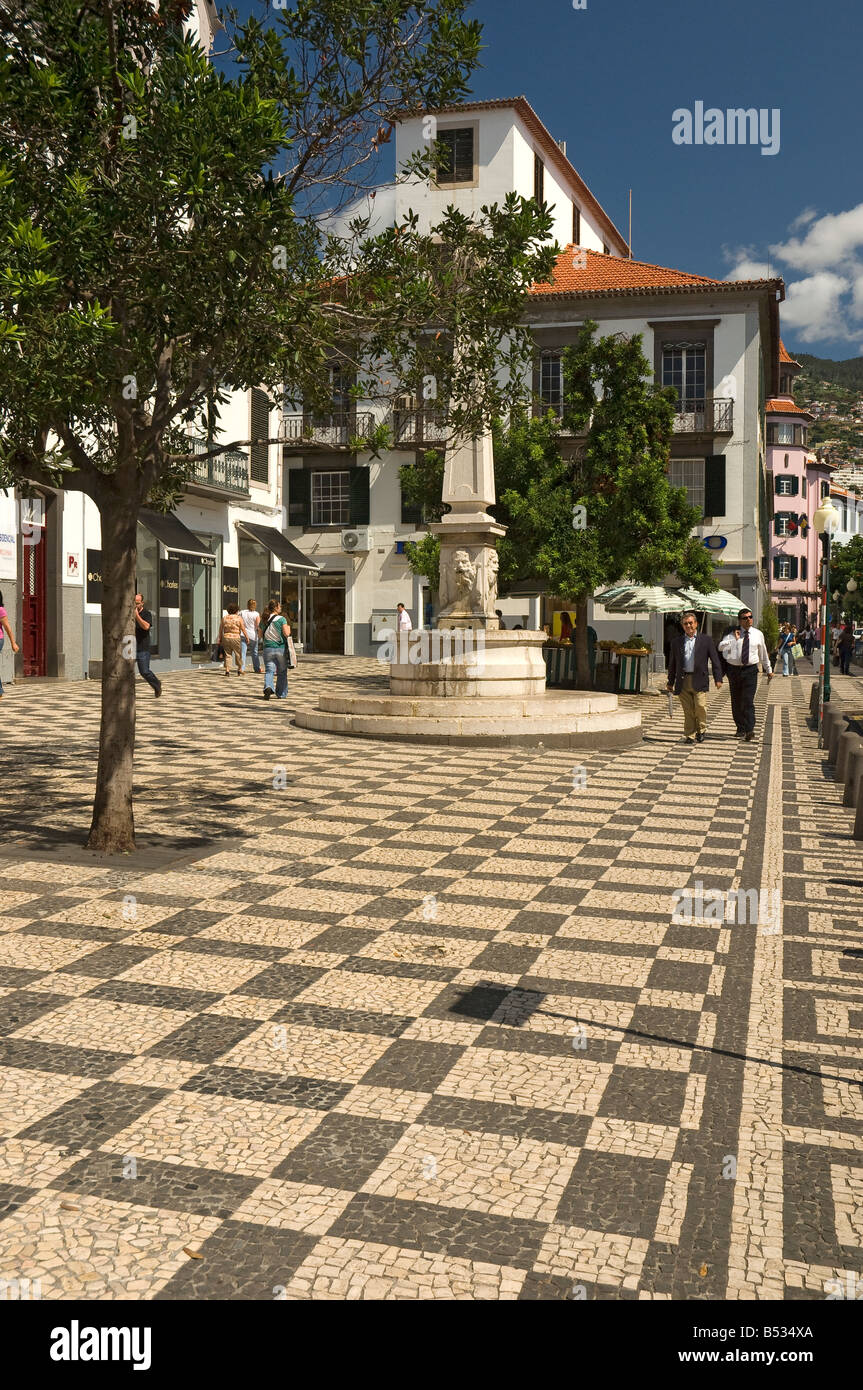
[261, 601, 296, 701]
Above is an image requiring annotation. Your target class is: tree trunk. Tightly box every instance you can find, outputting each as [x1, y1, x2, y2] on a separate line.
[574, 596, 592, 690]
[87, 499, 139, 852]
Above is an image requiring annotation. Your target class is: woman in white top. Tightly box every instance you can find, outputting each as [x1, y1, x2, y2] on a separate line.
[240, 599, 261, 674]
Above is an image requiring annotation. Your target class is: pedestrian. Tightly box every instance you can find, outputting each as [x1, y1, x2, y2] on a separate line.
[778, 624, 796, 677]
[261, 601, 296, 701]
[0, 589, 20, 700]
[240, 598, 261, 674]
[718, 608, 772, 742]
[665, 609, 723, 744]
[133, 594, 162, 698]
[838, 623, 854, 675]
[217, 604, 244, 675]
[396, 602, 412, 633]
[495, 608, 506, 629]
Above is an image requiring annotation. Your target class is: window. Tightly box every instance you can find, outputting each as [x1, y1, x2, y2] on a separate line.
[539, 353, 563, 413]
[802, 476, 807, 496]
[435, 127, 474, 183]
[534, 153, 544, 204]
[821, 481, 830, 499]
[772, 422, 794, 444]
[135, 523, 159, 654]
[774, 513, 796, 537]
[250, 388, 270, 484]
[779, 374, 791, 394]
[777, 556, 792, 580]
[311, 470, 351, 526]
[602, 243, 610, 255]
[572, 205, 581, 245]
[775, 475, 798, 495]
[662, 343, 706, 407]
[668, 457, 705, 515]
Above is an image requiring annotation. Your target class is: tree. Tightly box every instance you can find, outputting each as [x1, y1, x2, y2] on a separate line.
[760, 599, 780, 656]
[0, 0, 556, 850]
[829, 536, 863, 621]
[405, 322, 716, 684]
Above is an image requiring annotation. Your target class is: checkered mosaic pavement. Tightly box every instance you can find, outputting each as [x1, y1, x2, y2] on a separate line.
[0, 658, 860, 1299]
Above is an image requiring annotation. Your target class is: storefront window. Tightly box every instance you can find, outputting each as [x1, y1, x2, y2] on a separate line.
[136, 523, 159, 653]
[239, 535, 272, 612]
[179, 533, 221, 658]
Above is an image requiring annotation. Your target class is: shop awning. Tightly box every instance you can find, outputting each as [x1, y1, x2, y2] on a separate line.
[236, 521, 321, 573]
[139, 508, 216, 567]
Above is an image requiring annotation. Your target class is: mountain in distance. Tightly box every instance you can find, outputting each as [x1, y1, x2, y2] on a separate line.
[788, 352, 863, 456]
[793, 353, 863, 392]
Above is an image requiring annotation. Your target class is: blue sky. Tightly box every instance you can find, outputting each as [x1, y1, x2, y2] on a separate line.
[222, 0, 863, 360]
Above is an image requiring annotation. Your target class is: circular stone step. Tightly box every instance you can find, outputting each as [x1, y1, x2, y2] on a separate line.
[294, 694, 642, 748]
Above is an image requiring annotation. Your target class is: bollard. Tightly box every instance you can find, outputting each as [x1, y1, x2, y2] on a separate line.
[854, 779, 863, 840]
[843, 745, 863, 807]
[809, 682, 820, 724]
[836, 729, 862, 783]
[829, 713, 850, 766]
[822, 705, 845, 762]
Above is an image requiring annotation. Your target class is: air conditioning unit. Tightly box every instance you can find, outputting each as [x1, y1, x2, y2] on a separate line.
[341, 527, 371, 553]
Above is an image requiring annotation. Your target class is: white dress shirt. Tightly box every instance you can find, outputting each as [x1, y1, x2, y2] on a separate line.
[718, 626, 771, 673]
[396, 608, 412, 632]
[682, 634, 696, 672]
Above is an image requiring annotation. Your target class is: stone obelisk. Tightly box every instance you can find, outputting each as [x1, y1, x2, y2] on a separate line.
[431, 427, 506, 630]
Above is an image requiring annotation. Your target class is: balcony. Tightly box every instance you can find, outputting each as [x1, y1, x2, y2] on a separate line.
[672, 398, 733, 434]
[185, 438, 250, 496]
[280, 411, 376, 452]
[391, 408, 449, 449]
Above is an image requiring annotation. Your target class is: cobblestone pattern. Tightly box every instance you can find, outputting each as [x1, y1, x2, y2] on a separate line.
[0, 659, 860, 1299]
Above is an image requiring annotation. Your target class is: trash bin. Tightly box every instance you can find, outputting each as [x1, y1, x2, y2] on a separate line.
[617, 652, 649, 693]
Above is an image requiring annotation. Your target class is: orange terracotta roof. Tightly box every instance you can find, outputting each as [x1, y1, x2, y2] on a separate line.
[529, 246, 782, 298]
[779, 338, 801, 366]
[422, 97, 630, 256]
[766, 397, 814, 420]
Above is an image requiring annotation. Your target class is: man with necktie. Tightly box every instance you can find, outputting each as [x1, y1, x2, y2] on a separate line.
[666, 610, 723, 744]
[718, 608, 772, 742]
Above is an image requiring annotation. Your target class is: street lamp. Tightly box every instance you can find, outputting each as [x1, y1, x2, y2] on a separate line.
[813, 498, 840, 747]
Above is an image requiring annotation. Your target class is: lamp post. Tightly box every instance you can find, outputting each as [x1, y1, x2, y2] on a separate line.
[813, 499, 840, 747]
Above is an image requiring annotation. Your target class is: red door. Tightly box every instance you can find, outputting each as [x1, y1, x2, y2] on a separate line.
[21, 530, 46, 676]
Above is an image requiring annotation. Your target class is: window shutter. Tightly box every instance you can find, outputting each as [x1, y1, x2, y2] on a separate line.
[349, 466, 370, 526]
[400, 465, 423, 526]
[774, 475, 783, 495]
[773, 556, 781, 579]
[704, 456, 726, 516]
[287, 468, 310, 527]
[790, 475, 799, 495]
[773, 513, 785, 536]
[801, 557, 808, 581]
[789, 556, 799, 580]
[250, 388, 270, 484]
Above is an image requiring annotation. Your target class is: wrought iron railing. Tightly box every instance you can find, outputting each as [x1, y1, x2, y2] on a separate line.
[186, 437, 250, 494]
[391, 408, 449, 447]
[672, 398, 734, 433]
[280, 411, 376, 447]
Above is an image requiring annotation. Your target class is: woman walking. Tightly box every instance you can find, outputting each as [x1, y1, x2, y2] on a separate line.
[240, 599, 261, 674]
[217, 604, 245, 675]
[0, 590, 20, 699]
[261, 601, 296, 701]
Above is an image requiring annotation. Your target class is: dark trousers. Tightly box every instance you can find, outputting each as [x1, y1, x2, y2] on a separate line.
[727, 664, 758, 733]
[840, 650, 852, 675]
[136, 650, 160, 692]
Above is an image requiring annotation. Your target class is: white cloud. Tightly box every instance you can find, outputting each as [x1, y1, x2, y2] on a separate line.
[727, 202, 863, 349]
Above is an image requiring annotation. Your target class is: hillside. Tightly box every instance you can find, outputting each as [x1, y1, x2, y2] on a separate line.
[789, 352, 863, 457]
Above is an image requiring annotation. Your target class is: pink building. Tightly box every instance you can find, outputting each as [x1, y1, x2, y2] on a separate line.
[767, 342, 831, 627]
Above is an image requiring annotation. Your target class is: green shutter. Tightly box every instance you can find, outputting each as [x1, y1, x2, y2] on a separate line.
[250, 388, 270, 483]
[790, 476, 799, 495]
[801, 557, 808, 581]
[773, 556, 781, 579]
[349, 466, 370, 526]
[789, 556, 798, 580]
[288, 468, 310, 527]
[704, 455, 726, 516]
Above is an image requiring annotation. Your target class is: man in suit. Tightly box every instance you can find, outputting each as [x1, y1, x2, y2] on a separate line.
[666, 610, 724, 744]
[718, 607, 772, 741]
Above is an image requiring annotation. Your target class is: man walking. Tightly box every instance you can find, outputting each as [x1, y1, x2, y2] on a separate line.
[666, 610, 723, 744]
[134, 594, 162, 698]
[396, 602, 412, 633]
[718, 608, 771, 741]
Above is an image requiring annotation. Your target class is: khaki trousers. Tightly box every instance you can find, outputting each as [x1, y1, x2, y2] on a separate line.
[677, 674, 707, 737]
[222, 634, 242, 672]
